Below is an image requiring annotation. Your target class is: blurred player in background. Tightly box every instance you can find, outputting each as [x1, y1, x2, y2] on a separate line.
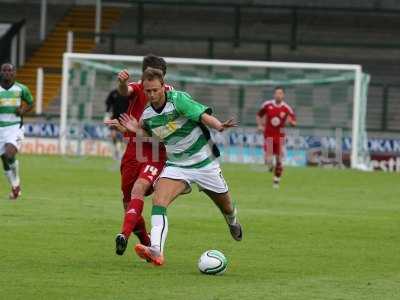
[0, 63, 33, 199]
[105, 55, 173, 256]
[256, 86, 296, 188]
[118, 68, 242, 266]
[104, 89, 129, 160]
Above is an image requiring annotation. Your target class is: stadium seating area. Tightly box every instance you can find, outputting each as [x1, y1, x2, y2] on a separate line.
[94, 3, 400, 131]
[1, 1, 400, 132]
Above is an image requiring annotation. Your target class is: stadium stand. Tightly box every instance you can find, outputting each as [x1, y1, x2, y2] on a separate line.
[91, 3, 400, 131]
[1, 1, 399, 132]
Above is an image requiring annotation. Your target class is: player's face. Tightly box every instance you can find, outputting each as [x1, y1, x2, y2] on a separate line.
[0, 64, 16, 83]
[143, 79, 165, 105]
[274, 89, 285, 103]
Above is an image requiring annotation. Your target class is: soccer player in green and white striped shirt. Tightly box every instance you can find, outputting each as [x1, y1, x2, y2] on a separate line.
[118, 68, 242, 266]
[0, 63, 33, 199]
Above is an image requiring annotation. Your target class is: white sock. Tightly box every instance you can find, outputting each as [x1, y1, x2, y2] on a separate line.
[150, 214, 168, 254]
[4, 170, 14, 187]
[9, 160, 20, 187]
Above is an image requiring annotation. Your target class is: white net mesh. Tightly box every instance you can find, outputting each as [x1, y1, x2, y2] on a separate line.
[62, 54, 370, 168]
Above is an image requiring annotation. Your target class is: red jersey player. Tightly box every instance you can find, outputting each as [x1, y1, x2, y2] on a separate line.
[256, 86, 296, 188]
[105, 55, 172, 256]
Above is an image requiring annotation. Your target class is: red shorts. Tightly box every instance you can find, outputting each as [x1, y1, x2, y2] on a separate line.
[264, 135, 285, 156]
[120, 144, 165, 203]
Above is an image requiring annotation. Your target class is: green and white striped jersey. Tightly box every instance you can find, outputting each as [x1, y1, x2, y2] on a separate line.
[141, 90, 215, 168]
[0, 82, 33, 127]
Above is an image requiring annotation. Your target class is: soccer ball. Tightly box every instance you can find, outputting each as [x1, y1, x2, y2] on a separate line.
[198, 250, 228, 275]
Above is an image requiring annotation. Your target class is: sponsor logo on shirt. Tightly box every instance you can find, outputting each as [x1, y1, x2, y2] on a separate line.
[270, 117, 281, 127]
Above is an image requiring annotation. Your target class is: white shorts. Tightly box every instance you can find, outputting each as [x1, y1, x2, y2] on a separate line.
[158, 160, 229, 194]
[0, 124, 24, 155]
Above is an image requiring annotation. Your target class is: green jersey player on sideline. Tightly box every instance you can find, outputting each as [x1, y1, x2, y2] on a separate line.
[0, 63, 33, 199]
[116, 67, 243, 266]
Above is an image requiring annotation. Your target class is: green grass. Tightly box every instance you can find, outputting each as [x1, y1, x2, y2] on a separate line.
[1, 155, 399, 300]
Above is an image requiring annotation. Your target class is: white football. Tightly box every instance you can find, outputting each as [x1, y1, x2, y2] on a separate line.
[198, 250, 228, 275]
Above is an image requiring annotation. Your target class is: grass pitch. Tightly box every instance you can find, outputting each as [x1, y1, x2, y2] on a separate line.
[0, 155, 399, 299]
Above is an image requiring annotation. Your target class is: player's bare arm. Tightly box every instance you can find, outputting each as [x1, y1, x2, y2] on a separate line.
[117, 69, 133, 96]
[201, 113, 237, 132]
[118, 113, 150, 137]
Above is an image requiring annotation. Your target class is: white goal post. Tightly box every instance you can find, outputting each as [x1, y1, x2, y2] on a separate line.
[60, 52, 368, 169]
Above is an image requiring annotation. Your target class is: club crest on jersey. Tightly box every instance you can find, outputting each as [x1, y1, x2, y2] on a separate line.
[280, 112, 286, 118]
[271, 117, 281, 127]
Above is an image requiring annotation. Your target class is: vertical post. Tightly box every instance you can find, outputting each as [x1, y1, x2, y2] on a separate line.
[335, 127, 343, 167]
[36, 68, 44, 115]
[137, 1, 144, 44]
[19, 24, 26, 66]
[110, 33, 115, 54]
[381, 85, 389, 131]
[265, 40, 272, 60]
[234, 5, 241, 47]
[238, 86, 245, 124]
[40, 0, 47, 41]
[67, 31, 74, 53]
[60, 53, 70, 155]
[351, 67, 362, 169]
[265, 40, 272, 79]
[207, 38, 214, 58]
[11, 36, 17, 66]
[290, 8, 298, 50]
[95, 0, 102, 44]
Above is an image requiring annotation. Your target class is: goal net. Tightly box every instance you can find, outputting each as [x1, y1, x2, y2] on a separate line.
[60, 53, 370, 169]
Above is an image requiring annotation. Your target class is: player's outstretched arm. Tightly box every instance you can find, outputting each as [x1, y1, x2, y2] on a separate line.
[117, 69, 133, 96]
[104, 119, 127, 133]
[200, 113, 238, 132]
[118, 113, 150, 137]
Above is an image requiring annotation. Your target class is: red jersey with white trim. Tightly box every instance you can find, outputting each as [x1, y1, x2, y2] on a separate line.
[257, 100, 296, 137]
[124, 82, 173, 159]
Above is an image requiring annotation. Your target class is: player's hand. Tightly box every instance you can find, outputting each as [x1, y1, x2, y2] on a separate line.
[104, 119, 127, 133]
[15, 107, 23, 116]
[118, 69, 130, 84]
[288, 117, 297, 127]
[119, 113, 139, 133]
[219, 118, 238, 132]
[257, 125, 265, 133]
[16, 102, 31, 116]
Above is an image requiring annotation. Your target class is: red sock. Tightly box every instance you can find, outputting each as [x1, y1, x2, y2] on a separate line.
[133, 215, 151, 246]
[121, 197, 144, 238]
[275, 161, 283, 178]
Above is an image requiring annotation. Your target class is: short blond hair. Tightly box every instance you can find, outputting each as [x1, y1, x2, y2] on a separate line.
[141, 67, 164, 84]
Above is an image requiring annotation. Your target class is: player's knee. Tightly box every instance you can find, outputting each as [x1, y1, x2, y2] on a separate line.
[4, 146, 16, 160]
[152, 192, 169, 207]
[3, 152, 15, 162]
